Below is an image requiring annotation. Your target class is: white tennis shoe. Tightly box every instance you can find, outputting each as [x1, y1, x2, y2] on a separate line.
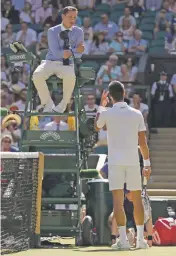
[136, 239, 149, 249]
[111, 240, 131, 250]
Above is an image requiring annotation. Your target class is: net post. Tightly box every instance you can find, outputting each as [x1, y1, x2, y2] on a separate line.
[32, 152, 44, 248]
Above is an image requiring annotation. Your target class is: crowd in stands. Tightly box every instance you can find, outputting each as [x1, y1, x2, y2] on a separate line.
[1, 0, 176, 151]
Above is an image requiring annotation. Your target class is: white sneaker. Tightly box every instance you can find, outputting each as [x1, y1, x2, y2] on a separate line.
[43, 100, 55, 113]
[136, 239, 149, 249]
[111, 240, 131, 251]
[52, 101, 66, 113]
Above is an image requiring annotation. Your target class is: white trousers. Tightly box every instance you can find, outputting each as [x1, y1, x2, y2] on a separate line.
[32, 60, 76, 107]
[108, 165, 142, 191]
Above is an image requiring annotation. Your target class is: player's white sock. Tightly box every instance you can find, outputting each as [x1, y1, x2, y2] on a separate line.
[119, 226, 128, 242]
[136, 225, 144, 241]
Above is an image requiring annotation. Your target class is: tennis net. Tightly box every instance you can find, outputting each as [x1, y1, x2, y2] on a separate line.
[1, 152, 44, 254]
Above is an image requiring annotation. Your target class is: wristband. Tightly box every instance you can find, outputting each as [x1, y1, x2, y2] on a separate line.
[148, 235, 152, 241]
[97, 106, 106, 113]
[143, 159, 151, 167]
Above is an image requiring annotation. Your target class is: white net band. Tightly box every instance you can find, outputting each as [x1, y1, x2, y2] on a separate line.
[1, 152, 39, 159]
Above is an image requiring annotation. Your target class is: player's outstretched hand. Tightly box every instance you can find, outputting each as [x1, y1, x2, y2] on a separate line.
[142, 167, 152, 180]
[100, 90, 109, 107]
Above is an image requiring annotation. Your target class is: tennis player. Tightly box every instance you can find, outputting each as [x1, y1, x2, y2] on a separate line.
[33, 6, 84, 113]
[95, 81, 151, 250]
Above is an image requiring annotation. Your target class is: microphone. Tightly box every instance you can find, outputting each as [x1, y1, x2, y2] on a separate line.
[60, 30, 70, 66]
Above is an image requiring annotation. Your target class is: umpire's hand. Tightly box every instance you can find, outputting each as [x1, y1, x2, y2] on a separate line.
[76, 42, 84, 53]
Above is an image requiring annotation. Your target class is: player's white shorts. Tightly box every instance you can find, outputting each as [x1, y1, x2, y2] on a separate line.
[108, 165, 142, 191]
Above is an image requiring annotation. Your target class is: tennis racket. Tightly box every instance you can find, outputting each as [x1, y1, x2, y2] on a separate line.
[142, 175, 152, 224]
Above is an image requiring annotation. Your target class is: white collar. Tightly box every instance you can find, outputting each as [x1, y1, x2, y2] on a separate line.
[61, 23, 72, 31]
[113, 102, 127, 108]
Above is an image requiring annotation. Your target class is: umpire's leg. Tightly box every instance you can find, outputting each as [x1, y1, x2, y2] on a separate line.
[53, 63, 76, 113]
[33, 60, 55, 109]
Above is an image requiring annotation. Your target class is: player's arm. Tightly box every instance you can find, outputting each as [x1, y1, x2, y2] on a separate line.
[94, 90, 109, 131]
[138, 113, 151, 179]
[94, 111, 106, 131]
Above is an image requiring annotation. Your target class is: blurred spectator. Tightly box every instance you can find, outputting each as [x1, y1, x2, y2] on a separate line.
[1, 135, 19, 152]
[1, 14, 9, 32]
[20, 64, 30, 85]
[12, 0, 25, 11]
[1, 90, 8, 108]
[35, 0, 52, 24]
[1, 55, 11, 82]
[96, 55, 121, 86]
[145, 0, 163, 11]
[44, 116, 68, 130]
[130, 93, 149, 124]
[89, 32, 109, 55]
[16, 22, 37, 48]
[127, 0, 144, 8]
[10, 71, 26, 89]
[128, 29, 148, 55]
[82, 17, 93, 41]
[154, 8, 172, 35]
[125, 57, 138, 81]
[165, 19, 176, 52]
[94, 13, 119, 40]
[109, 31, 126, 54]
[53, 0, 76, 8]
[2, 0, 20, 24]
[20, 1, 34, 23]
[129, 0, 145, 18]
[38, 23, 51, 42]
[66, 98, 76, 131]
[44, 7, 59, 26]
[168, 0, 176, 13]
[120, 17, 135, 41]
[84, 94, 98, 112]
[1, 114, 22, 147]
[1, 82, 14, 106]
[27, 0, 42, 12]
[36, 32, 48, 56]
[118, 64, 134, 82]
[171, 73, 176, 126]
[130, 93, 149, 137]
[10, 88, 27, 111]
[119, 7, 136, 30]
[2, 23, 16, 48]
[151, 71, 174, 127]
[76, 0, 95, 9]
[84, 32, 92, 54]
[116, 0, 131, 4]
[163, 0, 174, 16]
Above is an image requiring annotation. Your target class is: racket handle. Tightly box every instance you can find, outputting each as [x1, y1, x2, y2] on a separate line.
[143, 176, 147, 186]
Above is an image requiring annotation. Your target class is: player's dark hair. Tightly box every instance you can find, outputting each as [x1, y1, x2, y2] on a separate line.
[63, 6, 78, 15]
[109, 81, 125, 102]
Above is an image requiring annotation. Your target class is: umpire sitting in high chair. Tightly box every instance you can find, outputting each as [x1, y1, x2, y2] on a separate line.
[32, 6, 84, 113]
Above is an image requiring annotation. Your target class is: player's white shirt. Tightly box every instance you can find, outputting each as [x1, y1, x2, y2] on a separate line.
[97, 102, 146, 166]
